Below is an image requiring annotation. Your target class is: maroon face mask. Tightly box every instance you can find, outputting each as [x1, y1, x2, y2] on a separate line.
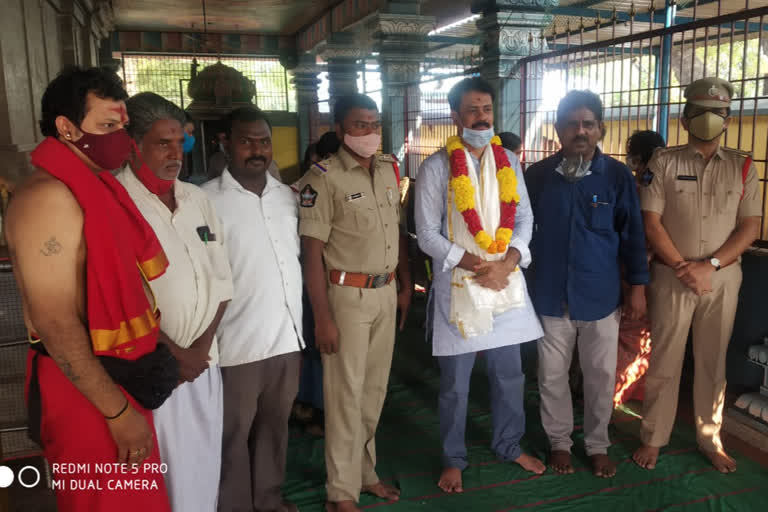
[70, 128, 133, 170]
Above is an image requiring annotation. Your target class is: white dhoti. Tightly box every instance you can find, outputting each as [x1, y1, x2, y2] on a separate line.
[153, 366, 224, 512]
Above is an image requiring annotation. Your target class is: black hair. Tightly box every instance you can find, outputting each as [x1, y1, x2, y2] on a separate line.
[626, 130, 666, 165]
[302, 132, 341, 176]
[223, 106, 272, 137]
[682, 103, 731, 118]
[316, 131, 341, 159]
[497, 132, 522, 153]
[39, 66, 128, 137]
[333, 94, 378, 125]
[556, 90, 604, 126]
[302, 143, 318, 175]
[447, 77, 495, 112]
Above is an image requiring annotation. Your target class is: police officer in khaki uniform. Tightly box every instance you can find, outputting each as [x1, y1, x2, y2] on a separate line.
[633, 78, 762, 473]
[299, 93, 412, 512]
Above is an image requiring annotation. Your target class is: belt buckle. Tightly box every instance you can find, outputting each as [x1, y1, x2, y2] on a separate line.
[371, 274, 388, 288]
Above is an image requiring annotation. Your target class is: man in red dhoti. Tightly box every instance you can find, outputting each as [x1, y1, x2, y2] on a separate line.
[5, 67, 177, 511]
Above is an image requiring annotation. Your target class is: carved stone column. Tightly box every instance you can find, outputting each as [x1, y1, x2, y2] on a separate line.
[472, 0, 556, 135]
[290, 54, 322, 162]
[319, 33, 362, 119]
[373, 11, 434, 175]
[0, 0, 114, 185]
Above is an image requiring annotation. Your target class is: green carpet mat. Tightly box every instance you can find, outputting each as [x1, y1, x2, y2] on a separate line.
[283, 297, 768, 511]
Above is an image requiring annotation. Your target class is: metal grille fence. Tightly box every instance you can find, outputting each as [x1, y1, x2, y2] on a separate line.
[519, 0, 768, 240]
[121, 54, 296, 112]
[0, 262, 41, 460]
[403, 63, 479, 178]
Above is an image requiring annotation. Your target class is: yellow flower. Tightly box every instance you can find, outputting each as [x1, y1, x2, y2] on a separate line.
[496, 166, 520, 204]
[495, 227, 513, 245]
[446, 136, 464, 156]
[474, 230, 493, 250]
[491, 135, 502, 146]
[451, 175, 475, 212]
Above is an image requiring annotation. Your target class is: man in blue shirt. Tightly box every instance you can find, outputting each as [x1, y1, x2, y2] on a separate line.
[525, 90, 649, 478]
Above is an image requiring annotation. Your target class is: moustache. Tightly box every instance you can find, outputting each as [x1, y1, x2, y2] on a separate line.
[246, 156, 267, 165]
[571, 136, 589, 143]
[164, 160, 182, 171]
[472, 122, 491, 129]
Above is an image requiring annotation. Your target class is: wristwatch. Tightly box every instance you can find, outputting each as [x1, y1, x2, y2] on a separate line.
[709, 257, 721, 271]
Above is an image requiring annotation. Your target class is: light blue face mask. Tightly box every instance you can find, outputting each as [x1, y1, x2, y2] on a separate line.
[462, 126, 494, 148]
[182, 132, 195, 154]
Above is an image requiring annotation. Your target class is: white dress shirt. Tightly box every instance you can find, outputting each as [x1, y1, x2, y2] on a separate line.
[116, 166, 234, 366]
[202, 169, 304, 367]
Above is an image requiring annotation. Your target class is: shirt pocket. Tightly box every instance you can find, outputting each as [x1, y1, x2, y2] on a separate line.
[341, 197, 377, 232]
[588, 199, 614, 232]
[674, 179, 698, 196]
[203, 237, 233, 285]
[715, 185, 741, 215]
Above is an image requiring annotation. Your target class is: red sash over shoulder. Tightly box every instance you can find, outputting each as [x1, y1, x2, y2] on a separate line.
[30, 137, 168, 360]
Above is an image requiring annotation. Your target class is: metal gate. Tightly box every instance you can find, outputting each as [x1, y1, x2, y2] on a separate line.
[518, 0, 768, 240]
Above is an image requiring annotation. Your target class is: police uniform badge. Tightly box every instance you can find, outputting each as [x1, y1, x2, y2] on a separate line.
[640, 169, 654, 186]
[300, 184, 318, 207]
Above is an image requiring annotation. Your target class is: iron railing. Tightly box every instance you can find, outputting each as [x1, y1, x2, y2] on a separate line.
[519, 0, 768, 240]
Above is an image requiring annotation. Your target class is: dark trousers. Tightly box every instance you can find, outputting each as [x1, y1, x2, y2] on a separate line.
[297, 290, 324, 410]
[218, 351, 301, 512]
[437, 344, 526, 470]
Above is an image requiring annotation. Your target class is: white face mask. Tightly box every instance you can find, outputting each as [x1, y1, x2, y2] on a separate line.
[344, 132, 381, 158]
[462, 126, 495, 148]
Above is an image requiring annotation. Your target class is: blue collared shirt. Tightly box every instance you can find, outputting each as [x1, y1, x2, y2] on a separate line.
[525, 148, 649, 321]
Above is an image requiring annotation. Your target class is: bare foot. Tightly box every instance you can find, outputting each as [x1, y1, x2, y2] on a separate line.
[514, 452, 546, 474]
[328, 500, 360, 512]
[632, 444, 659, 470]
[549, 450, 575, 474]
[437, 467, 463, 493]
[590, 454, 616, 478]
[362, 482, 401, 501]
[700, 448, 737, 473]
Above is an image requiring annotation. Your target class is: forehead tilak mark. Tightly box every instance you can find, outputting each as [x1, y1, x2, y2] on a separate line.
[109, 105, 128, 123]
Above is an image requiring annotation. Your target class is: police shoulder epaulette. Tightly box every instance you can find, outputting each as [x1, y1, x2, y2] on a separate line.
[378, 154, 395, 163]
[309, 158, 333, 176]
[721, 146, 751, 158]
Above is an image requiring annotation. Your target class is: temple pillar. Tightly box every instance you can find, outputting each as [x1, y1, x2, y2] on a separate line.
[290, 54, 322, 164]
[471, 0, 556, 136]
[373, 5, 434, 176]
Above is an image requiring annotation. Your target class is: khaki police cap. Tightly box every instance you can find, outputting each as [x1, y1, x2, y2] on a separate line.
[684, 77, 733, 108]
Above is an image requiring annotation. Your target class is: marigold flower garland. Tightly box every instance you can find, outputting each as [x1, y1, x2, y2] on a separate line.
[447, 135, 520, 254]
